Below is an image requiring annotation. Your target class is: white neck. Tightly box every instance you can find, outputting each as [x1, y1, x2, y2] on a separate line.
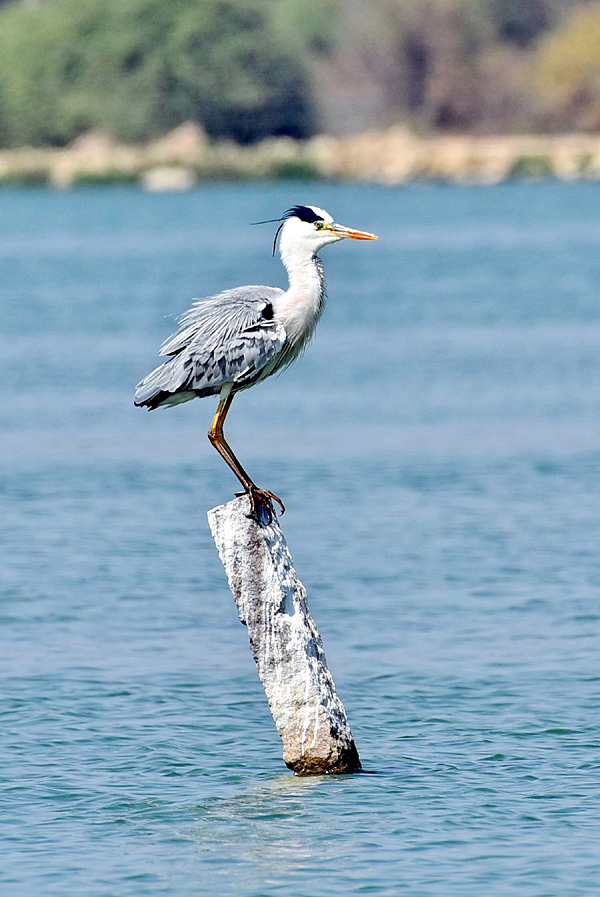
[277, 240, 326, 346]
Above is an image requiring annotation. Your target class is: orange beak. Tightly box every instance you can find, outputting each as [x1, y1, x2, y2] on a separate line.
[329, 223, 378, 241]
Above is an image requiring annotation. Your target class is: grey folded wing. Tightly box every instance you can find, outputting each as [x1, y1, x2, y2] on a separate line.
[135, 285, 286, 409]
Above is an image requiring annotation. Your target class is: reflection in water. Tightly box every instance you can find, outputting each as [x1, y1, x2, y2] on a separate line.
[186, 776, 346, 888]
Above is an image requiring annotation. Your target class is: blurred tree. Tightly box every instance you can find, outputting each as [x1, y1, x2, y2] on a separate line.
[0, 0, 597, 145]
[314, 0, 496, 132]
[535, 2, 600, 130]
[311, 0, 593, 135]
[0, 0, 326, 146]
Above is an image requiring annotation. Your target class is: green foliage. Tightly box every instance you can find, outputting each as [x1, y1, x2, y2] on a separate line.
[271, 0, 337, 55]
[507, 154, 554, 179]
[269, 158, 321, 180]
[0, 0, 326, 147]
[576, 152, 595, 175]
[0, 169, 49, 187]
[0, 0, 595, 147]
[71, 170, 140, 186]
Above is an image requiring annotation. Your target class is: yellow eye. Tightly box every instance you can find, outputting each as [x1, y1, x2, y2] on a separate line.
[315, 221, 326, 230]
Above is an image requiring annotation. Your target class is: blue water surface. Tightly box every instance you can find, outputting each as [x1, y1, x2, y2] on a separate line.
[2, 182, 600, 896]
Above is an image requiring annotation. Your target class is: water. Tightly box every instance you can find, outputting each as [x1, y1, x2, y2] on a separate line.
[2, 182, 600, 896]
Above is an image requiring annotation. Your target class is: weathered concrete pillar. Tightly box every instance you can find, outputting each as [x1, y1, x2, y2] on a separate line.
[208, 497, 360, 775]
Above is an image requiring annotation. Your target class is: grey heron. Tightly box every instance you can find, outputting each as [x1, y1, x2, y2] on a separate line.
[134, 204, 377, 521]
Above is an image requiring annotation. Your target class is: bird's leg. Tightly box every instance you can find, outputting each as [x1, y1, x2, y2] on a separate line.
[208, 391, 285, 523]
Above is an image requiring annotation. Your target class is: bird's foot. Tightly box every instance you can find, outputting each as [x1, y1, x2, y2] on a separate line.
[236, 485, 285, 524]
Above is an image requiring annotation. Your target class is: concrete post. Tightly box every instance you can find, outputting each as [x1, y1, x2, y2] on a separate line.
[208, 497, 360, 775]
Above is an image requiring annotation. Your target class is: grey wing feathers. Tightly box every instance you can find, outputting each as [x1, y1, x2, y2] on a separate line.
[135, 286, 286, 409]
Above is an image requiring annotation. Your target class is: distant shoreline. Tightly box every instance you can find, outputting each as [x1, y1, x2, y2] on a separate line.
[2, 124, 600, 189]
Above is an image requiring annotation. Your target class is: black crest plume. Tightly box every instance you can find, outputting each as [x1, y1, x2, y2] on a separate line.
[284, 205, 324, 224]
[251, 205, 325, 255]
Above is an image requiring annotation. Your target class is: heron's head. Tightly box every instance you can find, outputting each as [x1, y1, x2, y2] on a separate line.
[274, 205, 377, 258]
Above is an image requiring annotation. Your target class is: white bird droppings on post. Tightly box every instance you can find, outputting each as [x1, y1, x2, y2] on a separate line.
[208, 496, 361, 775]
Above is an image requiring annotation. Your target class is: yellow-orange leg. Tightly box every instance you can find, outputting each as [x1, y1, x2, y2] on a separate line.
[208, 390, 285, 523]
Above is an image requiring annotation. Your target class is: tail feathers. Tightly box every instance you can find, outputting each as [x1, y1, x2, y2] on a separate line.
[134, 356, 194, 410]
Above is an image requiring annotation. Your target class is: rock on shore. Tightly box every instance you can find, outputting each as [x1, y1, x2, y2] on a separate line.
[2, 123, 600, 187]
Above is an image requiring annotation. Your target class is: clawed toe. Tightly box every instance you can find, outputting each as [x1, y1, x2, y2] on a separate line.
[235, 486, 285, 524]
